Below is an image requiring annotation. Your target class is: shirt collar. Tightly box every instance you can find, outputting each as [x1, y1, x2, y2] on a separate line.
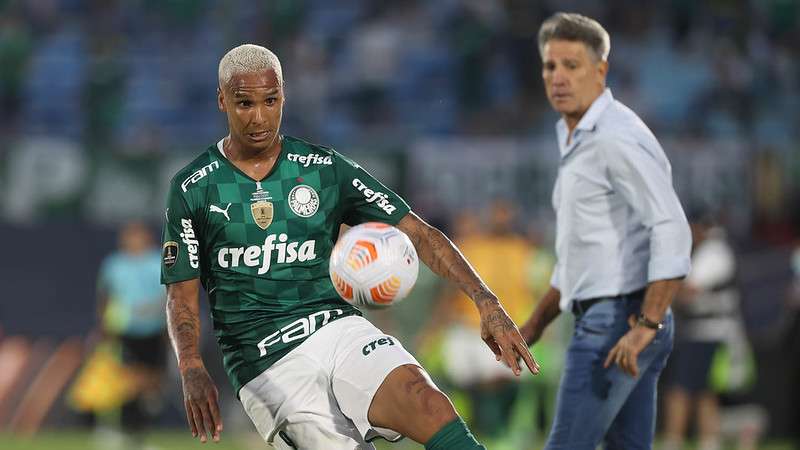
[555, 88, 614, 158]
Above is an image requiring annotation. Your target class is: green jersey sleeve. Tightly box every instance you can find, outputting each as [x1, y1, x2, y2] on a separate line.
[160, 179, 202, 284]
[335, 152, 411, 226]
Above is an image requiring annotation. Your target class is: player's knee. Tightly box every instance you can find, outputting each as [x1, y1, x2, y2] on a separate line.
[414, 386, 457, 428]
[371, 365, 456, 429]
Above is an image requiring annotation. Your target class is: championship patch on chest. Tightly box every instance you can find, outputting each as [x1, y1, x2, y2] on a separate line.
[251, 182, 274, 230]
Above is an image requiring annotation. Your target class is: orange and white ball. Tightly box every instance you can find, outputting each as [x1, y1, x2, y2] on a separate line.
[329, 222, 419, 308]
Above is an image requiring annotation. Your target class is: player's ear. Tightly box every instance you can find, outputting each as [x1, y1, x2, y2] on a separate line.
[217, 87, 226, 112]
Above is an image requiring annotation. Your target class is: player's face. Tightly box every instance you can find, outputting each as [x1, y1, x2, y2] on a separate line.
[218, 69, 284, 151]
[541, 39, 607, 123]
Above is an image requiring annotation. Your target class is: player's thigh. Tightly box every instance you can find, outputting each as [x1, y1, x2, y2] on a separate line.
[329, 317, 437, 442]
[273, 414, 375, 450]
[243, 378, 374, 450]
[240, 350, 370, 449]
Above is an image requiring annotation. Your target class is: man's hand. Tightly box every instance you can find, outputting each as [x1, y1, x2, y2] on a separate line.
[520, 320, 545, 347]
[477, 296, 540, 376]
[180, 362, 223, 443]
[603, 314, 657, 377]
[519, 286, 561, 348]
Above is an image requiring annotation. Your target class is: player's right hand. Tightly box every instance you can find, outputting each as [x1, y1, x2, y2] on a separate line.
[180, 362, 223, 443]
[477, 296, 540, 376]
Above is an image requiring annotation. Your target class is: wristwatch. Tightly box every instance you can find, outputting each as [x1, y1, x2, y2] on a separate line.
[636, 314, 663, 330]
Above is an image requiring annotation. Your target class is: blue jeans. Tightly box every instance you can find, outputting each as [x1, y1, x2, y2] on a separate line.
[544, 294, 674, 450]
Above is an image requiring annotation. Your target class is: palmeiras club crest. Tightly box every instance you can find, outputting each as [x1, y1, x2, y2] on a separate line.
[288, 184, 319, 217]
[250, 182, 274, 230]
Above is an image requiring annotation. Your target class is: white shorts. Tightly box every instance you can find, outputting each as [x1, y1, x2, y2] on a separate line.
[239, 315, 420, 449]
[443, 324, 516, 386]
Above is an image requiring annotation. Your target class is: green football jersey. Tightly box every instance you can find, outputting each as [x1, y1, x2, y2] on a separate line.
[160, 135, 411, 394]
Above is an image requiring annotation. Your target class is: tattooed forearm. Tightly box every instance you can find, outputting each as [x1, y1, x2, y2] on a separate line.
[400, 213, 497, 307]
[168, 301, 201, 360]
[166, 281, 203, 368]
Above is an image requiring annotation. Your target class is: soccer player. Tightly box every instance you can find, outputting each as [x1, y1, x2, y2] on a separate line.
[161, 44, 538, 450]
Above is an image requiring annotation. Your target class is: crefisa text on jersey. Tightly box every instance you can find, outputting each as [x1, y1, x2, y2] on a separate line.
[180, 218, 200, 269]
[352, 178, 396, 215]
[217, 233, 316, 275]
[287, 153, 333, 167]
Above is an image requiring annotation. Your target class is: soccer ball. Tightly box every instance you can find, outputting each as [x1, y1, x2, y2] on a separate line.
[329, 222, 419, 308]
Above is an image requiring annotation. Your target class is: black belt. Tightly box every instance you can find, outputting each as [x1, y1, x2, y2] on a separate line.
[571, 288, 646, 318]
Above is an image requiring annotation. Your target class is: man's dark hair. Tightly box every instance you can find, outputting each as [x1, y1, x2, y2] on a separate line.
[538, 12, 610, 62]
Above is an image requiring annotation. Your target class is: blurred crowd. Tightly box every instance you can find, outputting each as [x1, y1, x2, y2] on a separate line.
[1, 0, 798, 149]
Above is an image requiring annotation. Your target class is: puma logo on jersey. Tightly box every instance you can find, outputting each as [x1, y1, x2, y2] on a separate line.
[352, 178, 397, 215]
[210, 203, 231, 221]
[181, 161, 220, 192]
[180, 218, 200, 269]
[217, 233, 317, 275]
[287, 153, 333, 167]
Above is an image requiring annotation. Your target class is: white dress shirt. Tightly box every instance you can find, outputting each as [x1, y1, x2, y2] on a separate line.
[550, 89, 691, 312]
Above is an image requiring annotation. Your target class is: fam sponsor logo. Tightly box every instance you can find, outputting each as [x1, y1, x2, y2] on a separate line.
[217, 233, 316, 275]
[287, 153, 333, 167]
[181, 161, 220, 192]
[180, 219, 200, 269]
[352, 179, 396, 215]
[257, 309, 344, 357]
[362, 336, 396, 356]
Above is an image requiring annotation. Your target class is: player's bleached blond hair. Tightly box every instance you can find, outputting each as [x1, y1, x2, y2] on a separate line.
[218, 44, 283, 87]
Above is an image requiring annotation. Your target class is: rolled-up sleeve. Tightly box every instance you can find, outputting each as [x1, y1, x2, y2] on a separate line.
[599, 136, 692, 281]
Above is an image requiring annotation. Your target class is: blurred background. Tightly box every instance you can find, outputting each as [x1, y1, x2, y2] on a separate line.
[0, 0, 798, 449]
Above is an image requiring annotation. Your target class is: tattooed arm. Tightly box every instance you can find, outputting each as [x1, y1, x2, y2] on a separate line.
[166, 279, 223, 443]
[396, 212, 539, 375]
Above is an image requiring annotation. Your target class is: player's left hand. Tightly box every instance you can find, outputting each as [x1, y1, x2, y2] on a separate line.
[477, 296, 540, 376]
[180, 363, 223, 443]
[603, 314, 657, 377]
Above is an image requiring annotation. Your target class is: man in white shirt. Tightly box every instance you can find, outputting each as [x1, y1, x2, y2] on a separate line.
[520, 12, 692, 450]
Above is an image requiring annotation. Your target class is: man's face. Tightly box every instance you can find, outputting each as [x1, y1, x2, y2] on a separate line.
[541, 39, 607, 120]
[218, 68, 284, 151]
